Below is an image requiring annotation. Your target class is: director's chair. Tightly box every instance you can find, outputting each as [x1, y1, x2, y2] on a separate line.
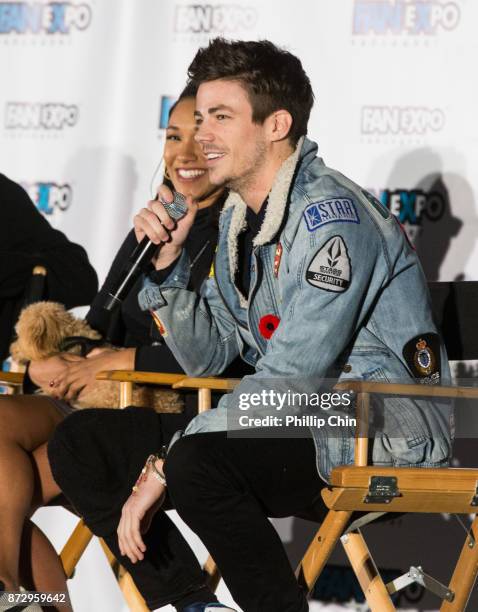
[59, 371, 233, 610]
[0, 366, 230, 610]
[95, 281, 478, 610]
[294, 280, 478, 610]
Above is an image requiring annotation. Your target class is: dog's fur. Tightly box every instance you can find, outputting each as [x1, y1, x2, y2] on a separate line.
[11, 301, 183, 412]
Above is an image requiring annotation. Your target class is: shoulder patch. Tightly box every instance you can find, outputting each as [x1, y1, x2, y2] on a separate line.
[402, 333, 441, 384]
[306, 236, 351, 293]
[303, 198, 359, 232]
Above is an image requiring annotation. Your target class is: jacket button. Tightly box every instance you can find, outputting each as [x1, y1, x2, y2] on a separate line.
[343, 364, 352, 373]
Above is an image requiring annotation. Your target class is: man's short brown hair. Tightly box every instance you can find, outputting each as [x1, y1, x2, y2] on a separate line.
[187, 38, 314, 146]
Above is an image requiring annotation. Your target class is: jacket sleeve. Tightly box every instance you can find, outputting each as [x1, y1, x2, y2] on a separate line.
[139, 249, 240, 375]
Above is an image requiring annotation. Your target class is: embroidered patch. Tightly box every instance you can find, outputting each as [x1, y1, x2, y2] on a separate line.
[150, 310, 168, 338]
[403, 333, 441, 384]
[303, 198, 359, 232]
[259, 314, 280, 339]
[273, 242, 283, 278]
[306, 236, 351, 293]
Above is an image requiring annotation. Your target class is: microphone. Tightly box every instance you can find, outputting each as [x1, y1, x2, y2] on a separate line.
[103, 192, 188, 313]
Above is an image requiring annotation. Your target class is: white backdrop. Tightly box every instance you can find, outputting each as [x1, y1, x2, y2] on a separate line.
[1, 1, 477, 610]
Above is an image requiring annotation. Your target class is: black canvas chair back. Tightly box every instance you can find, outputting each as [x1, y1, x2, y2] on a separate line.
[429, 281, 478, 362]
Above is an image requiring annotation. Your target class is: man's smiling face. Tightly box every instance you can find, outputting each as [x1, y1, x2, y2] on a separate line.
[194, 79, 269, 193]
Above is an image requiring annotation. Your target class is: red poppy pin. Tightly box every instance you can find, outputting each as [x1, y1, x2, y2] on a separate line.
[259, 314, 281, 339]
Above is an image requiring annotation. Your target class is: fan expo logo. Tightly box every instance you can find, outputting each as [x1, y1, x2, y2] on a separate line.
[368, 188, 445, 242]
[174, 4, 257, 40]
[21, 182, 72, 215]
[158, 95, 176, 131]
[352, 0, 461, 41]
[5, 102, 79, 132]
[361, 106, 445, 141]
[0, 2, 92, 37]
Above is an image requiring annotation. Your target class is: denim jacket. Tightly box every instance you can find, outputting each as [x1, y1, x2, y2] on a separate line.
[139, 137, 453, 482]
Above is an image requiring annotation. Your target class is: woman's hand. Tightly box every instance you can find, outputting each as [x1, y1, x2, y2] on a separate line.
[48, 348, 135, 401]
[117, 461, 166, 563]
[28, 354, 84, 389]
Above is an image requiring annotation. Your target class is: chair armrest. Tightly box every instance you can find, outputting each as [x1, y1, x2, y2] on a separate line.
[172, 377, 241, 392]
[334, 380, 478, 400]
[96, 370, 186, 386]
[0, 371, 25, 386]
[95, 371, 240, 414]
[333, 379, 478, 468]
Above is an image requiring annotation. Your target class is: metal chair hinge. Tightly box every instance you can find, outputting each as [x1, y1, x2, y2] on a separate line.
[470, 484, 478, 507]
[364, 475, 401, 504]
[387, 565, 454, 603]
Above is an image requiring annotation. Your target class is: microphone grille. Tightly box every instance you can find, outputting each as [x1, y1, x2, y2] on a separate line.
[162, 192, 188, 220]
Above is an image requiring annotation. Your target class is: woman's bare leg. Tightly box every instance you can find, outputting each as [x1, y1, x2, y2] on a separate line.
[19, 442, 73, 611]
[19, 520, 73, 612]
[0, 395, 64, 591]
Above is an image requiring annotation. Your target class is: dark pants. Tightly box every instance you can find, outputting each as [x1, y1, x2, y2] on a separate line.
[48, 407, 208, 610]
[49, 410, 325, 611]
[165, 430, 326, 612]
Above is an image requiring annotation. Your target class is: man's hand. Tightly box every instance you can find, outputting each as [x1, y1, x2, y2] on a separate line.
[117, 462, 166, 563]
[133, 184, 198, 270]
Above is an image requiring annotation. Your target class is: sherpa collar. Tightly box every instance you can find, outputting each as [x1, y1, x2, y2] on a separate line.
[222, 136, 304, 287]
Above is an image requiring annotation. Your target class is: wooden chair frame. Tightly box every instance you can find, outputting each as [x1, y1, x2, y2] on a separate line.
[3, 367, 478, 610]
[0, 369, 225, 611]
[90, 373, 478, 611]
[296, 379, 478, 611]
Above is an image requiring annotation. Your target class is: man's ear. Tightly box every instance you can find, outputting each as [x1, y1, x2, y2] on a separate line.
[266, 109, 293, 143]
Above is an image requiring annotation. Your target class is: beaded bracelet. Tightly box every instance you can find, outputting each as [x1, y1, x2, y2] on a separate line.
[132, 450, 167, 493]
[146, 454, 167, 486]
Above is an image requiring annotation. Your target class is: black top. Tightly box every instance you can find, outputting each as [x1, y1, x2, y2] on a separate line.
[86, 202, 223, 374]
[0, 173, 98, 361]
[236, 201, 268, 297]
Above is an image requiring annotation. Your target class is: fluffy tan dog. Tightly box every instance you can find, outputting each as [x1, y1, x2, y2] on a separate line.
[11, 301, 183, 413]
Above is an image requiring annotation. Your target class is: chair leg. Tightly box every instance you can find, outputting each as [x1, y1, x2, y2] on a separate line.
[99, 539, 149, 612]
[441, 516, 478, 611]
[198, 387, 212, 413]
[120, 381, 133, 409]
[60, 519, 94, 578]
[295, 510, 352, 593]
[203, 555, 221, 592]
[341, 529, 396, 612]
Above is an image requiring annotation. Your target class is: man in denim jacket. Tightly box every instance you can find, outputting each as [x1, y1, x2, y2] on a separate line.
[123, 39, 453, 612]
